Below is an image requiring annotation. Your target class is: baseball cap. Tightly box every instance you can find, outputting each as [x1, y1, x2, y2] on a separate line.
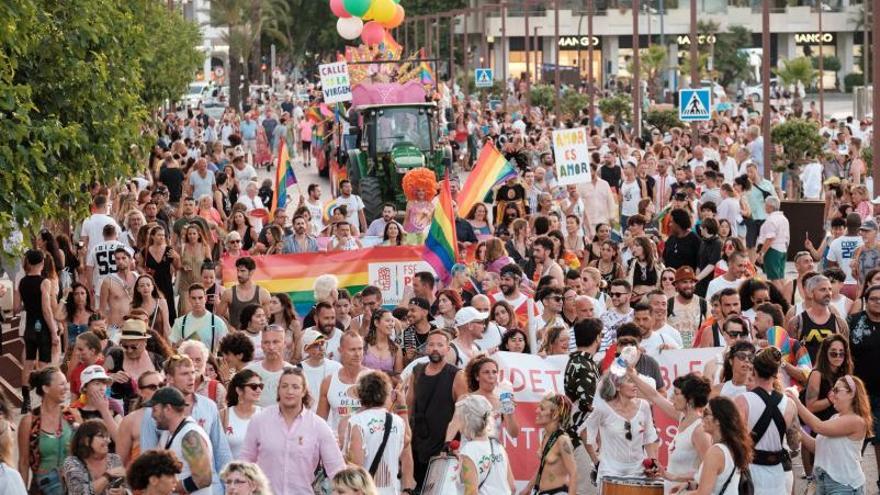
[454, 307, 489, 327]
[673, 266, 697, 284]
[860, 218, 878, 231]
[143, 387, 187, 408]
[79, 365, 111, 389]
[301, 329, 326, 351]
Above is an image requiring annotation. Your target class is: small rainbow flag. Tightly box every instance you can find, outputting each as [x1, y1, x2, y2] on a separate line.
[424, 175, 458, 282]
[456, 142, 518, 217]
[272, 140, 297, 213]
[381, 31, 402, 59]
[418, 48, 435, 85]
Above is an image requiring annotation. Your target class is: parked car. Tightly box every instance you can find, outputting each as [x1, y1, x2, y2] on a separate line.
[183, 81, 214, 109]
[737, 78, 780, 101]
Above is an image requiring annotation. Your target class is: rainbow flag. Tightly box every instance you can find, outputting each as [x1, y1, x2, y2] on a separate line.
[221, 247, 429, 316]
[381, 31, 402, 59]
[272, 140, 297, 213]
[456, 142, 518, 217]
[424, 176, 458, 282]
[418, 48, 435, 85]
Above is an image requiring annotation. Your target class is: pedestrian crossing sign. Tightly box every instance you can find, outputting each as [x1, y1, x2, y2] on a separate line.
[678, 88, 712, 122]
[475, 68, 493, 88]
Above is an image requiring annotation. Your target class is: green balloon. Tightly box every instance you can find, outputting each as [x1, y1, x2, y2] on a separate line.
[344, 0, 372, 17]
[392, 0, 400, 3]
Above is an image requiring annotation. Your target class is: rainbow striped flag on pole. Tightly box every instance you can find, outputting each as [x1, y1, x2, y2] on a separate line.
[456, 142, 518, 217]
[424, 175, 459, 283]
[272, 140, 297, 213]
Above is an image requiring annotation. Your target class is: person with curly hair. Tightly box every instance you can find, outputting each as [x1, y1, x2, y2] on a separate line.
[126, 450, 182, 495]
[687, 396, 753, 495]
[523, 393, 578, 495]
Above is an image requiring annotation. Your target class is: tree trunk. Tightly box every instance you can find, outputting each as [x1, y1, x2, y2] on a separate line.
[229, 44, 242, 111]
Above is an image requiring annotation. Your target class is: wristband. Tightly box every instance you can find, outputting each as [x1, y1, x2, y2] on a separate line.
[182, 476, 198, 493]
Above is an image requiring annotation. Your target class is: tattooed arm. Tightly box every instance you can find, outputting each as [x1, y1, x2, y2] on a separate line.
[179, 430, 213, 490]
[460, 455, 479, 495]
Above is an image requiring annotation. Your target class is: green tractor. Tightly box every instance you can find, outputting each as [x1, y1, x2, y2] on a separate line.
[346, 103, 450, 221]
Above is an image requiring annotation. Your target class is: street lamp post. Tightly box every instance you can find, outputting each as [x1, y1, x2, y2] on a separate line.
[554, 0, 561, 118]
[873, 0, 880, 181]
[818, 2, 824, 121]
[588, 0, 595, 125]
[525, 0, 531, 101]
[762, 0, 771, 180]
[633, 0, 641, 136]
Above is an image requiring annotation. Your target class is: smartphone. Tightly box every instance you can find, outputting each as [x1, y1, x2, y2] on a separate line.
[109, 477, 124, 489]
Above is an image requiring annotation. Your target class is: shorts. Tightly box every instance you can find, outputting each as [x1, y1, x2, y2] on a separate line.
[814, 466, 865, 495]
[24, 323, 52, 363]
[301, 140, 312, 152]
[868, 394, 880, 445]
[746, 218, 765, 248]
[243, 139, 257, 154]
[763, 247, 786, 280]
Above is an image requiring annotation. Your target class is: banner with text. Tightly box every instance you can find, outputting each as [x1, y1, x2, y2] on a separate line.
[319, 61, 353, 104]
[552, 127, 591, 186]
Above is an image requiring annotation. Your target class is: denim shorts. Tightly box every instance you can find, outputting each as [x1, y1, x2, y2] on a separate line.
[814, 467, 865, 495]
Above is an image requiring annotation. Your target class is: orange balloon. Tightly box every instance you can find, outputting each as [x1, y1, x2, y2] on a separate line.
[383, 4, 404, 29]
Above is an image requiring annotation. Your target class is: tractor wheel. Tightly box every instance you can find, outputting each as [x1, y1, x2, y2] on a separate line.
[360, 176, 383, 224]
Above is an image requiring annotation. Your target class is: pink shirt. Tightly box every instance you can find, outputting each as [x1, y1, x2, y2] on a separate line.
[757, 210, 790, 252]
[240, 405, 344, 494]
[300, 121, 313, 142]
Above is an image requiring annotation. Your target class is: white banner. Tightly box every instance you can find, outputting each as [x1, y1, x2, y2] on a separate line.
[319, 61, 352, 104]
[552, 127, 591, 186]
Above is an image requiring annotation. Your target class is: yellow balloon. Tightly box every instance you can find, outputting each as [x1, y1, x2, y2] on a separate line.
[372, 0, 395, 24]
[361, 0, 377, 20]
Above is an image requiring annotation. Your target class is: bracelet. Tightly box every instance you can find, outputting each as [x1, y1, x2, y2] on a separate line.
[182, 476, 198, 493]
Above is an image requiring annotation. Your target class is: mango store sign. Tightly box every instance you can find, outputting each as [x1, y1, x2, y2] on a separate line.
[552, 127, 591, 186]
[319, 61, 352, 104]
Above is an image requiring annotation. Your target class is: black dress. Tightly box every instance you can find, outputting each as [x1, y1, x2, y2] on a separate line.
[145, 246, 176, 323]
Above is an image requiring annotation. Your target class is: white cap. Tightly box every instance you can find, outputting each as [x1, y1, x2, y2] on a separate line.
[79, 364, 111, 390]
[454, 307, 489, 327]
[300, 328, 326, 357]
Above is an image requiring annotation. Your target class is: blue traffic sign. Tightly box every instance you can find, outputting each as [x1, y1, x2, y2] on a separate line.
[475, 68, 494, 88]
[679, 88, 712, 122]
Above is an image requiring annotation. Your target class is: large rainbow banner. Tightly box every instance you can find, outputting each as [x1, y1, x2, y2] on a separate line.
[221, 246, 434, 315]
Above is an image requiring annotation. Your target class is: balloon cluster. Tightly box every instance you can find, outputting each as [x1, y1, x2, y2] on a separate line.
[332, 0, 405, 45]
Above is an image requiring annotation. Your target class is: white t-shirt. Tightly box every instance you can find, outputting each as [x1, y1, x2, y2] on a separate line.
[620, 179, 642, 216]
[459, 438, 511, 495]
[705, 276, 745, 301]
[475, 322, 505, 351]
[80, 214, 120, 253]
[827, 235, 864, 284]
[641, 324, 683, 359]
[0, 463, 26, 495]
[800, 162, 823, 200]
[85, 240, 129, 297]
[234, 164, 258, 190]
[305, 199, 325, 234]
[346, 409, 407, 495]
[301, 359, 343, 412]
[335, 194, 365, 234]
[244, 360, 296, 407]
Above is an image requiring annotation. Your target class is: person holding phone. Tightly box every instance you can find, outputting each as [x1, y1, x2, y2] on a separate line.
[62, 419, 126, 495]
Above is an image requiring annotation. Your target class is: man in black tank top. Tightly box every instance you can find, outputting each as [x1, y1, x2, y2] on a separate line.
[787, 275, 849, 362]
[217, 257, 269, 330]
[406, 330, 461, 491]
[19, 250, 59, 412]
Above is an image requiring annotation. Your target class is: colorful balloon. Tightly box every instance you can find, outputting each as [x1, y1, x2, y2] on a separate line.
[330, 0, 351, 18]
[372, 0, 396, 24]
[337, 16, 364, 40]
[382, 4, 404, 28]
[343, 0, 372, 17]
[361, 20, 385, 45]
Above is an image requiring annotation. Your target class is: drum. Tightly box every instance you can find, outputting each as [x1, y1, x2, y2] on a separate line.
[602, 476, 665, 495]
[421, 454, 460, 495]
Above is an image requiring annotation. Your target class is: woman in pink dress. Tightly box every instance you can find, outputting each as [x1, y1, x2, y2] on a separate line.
[255, 117, 273, 167]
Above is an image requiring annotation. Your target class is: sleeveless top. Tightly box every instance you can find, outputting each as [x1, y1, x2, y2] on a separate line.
[229, 286, 261, 330]
[20, 275, 46, 330]
[226, 405, 262, 459]
[346, 408, 405, 495]
[159, 419, 213, 495]
[694, 443, 739, 495]
[814, 416, 866, 489]
[719, 380, 749, 398]
[799, 311, 838, 362]
[459, 438, 510, 495]
[145, 246, 176, 323]
[362, 348, 395, 374]
[667, 420, 702, 482]
[327, 370, 363, 438]
[412, 363, 458, 464]
[745, 391, 788, 453]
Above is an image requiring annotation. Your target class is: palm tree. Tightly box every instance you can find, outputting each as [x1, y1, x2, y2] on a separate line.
[639, 45, 667, 102]
[775, 56, 818, 117]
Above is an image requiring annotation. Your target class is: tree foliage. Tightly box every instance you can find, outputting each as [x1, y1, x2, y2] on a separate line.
[598, 95, 633, 127]
[529, 85, 556, 111]
[770, 118, 824, 167]
[645, 109, 682, 133]
[775, 56, 818, 88]
[0, 0, 201, 244]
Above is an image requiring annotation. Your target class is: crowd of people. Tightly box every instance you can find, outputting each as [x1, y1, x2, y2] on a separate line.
[0, 76, 878, 495]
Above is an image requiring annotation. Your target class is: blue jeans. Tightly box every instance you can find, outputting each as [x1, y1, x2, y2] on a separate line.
[814, 467, 865, 495]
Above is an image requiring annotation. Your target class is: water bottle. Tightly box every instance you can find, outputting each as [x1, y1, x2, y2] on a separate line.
[498, 381, 515, 415]
[610, 346, 639, 377]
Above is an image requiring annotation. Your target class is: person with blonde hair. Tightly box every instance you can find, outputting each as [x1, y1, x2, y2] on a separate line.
[0, 399, 26, 492]
[455, 394, 515, 494]
[523, 393, 578, 495]
[785, 374, 872, 494]
[220, 461, 273, 495]
[331, 465, 378, 495]
[483, 237, 514, 274]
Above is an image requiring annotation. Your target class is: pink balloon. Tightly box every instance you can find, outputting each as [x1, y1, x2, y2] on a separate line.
[330, 0, 351, 18]
[361, 21, 385, 45]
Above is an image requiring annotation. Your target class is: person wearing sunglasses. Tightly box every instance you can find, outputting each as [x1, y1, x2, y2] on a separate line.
[116, 370, 164, 467]
[597, 279, 635, 359]
[220, 370, 263, 460]
[712, 341, 756, 399]
[586, 362, 660, 487]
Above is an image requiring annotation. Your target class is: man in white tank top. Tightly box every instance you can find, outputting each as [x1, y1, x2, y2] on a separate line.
[146, 387, 214, 495]
[318, 331, 368, 442]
